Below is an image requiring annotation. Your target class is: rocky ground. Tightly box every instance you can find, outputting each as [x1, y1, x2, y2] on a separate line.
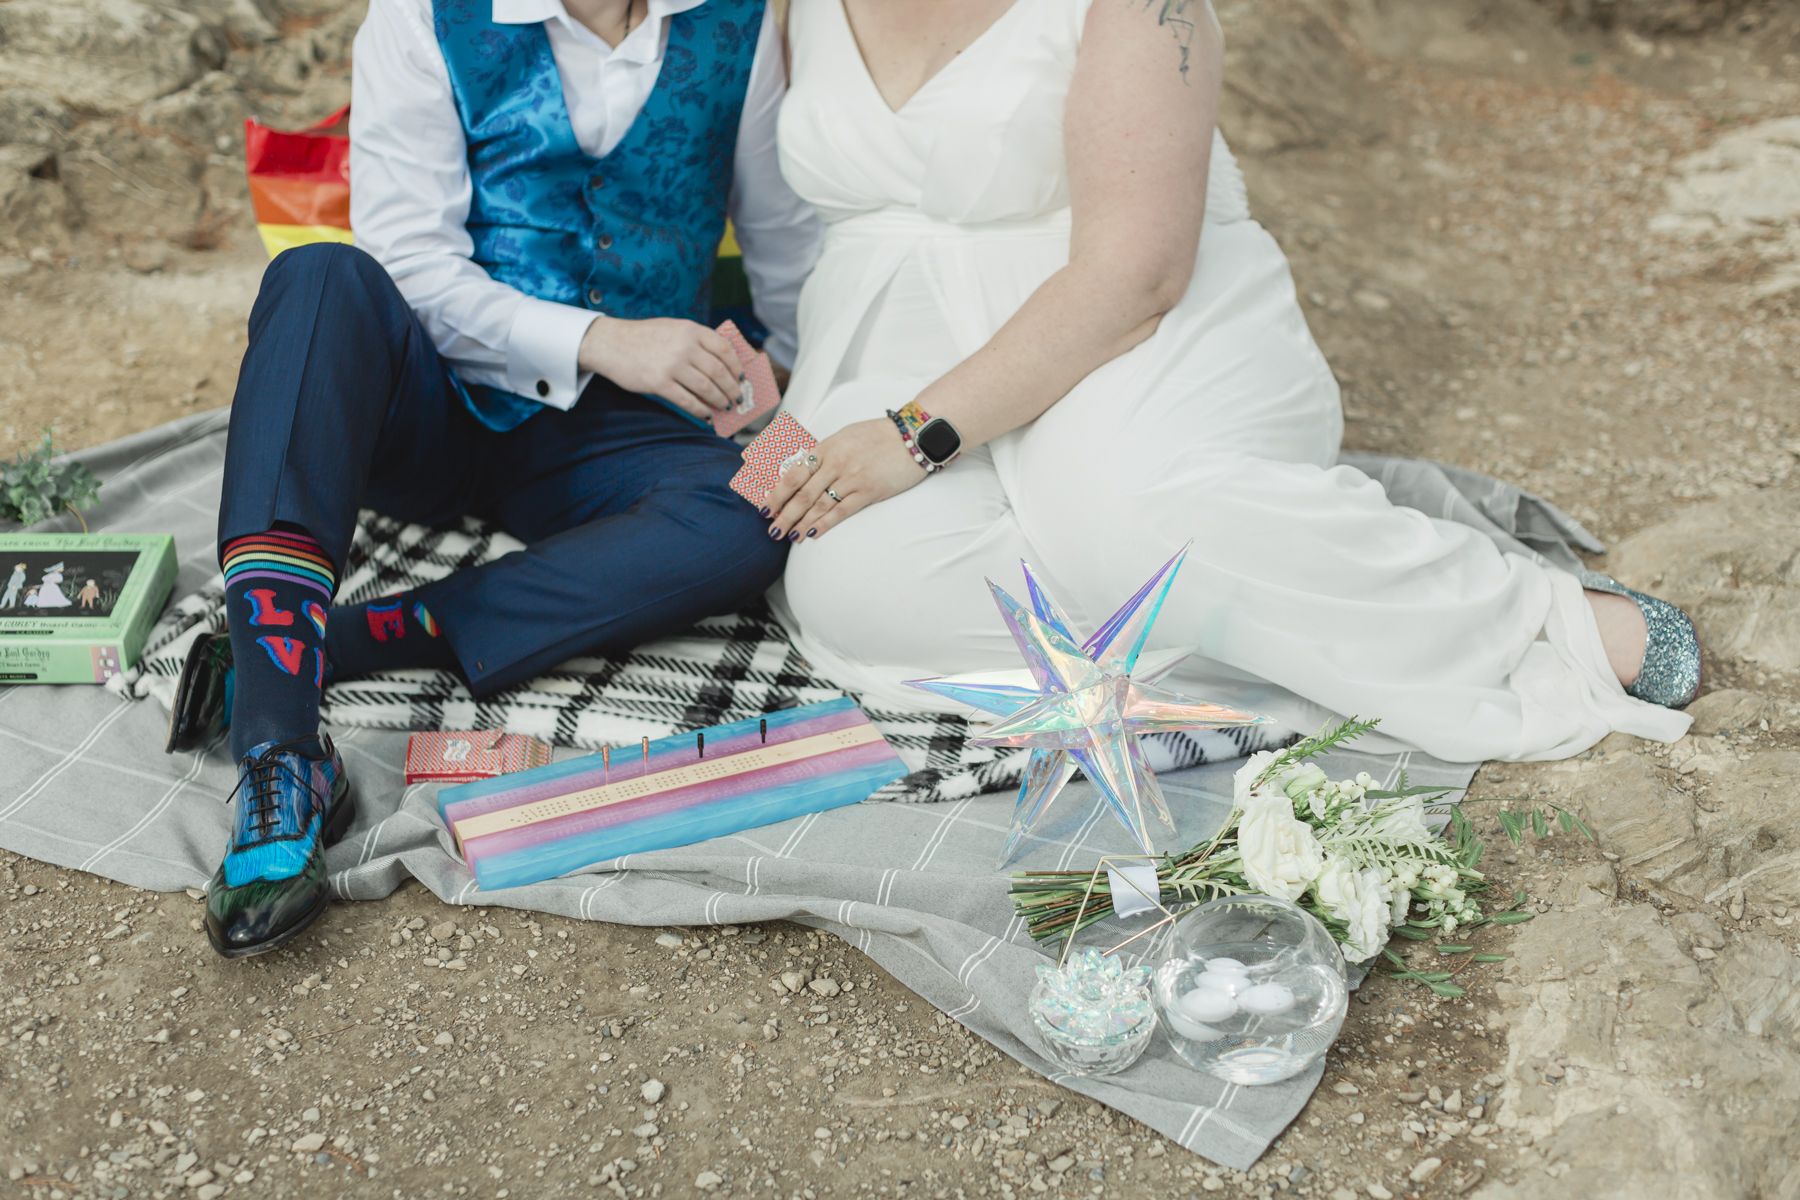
[3, 0, 1799, 1197]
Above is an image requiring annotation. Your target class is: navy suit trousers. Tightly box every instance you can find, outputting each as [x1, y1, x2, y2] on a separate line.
[218, 243, 787, 697]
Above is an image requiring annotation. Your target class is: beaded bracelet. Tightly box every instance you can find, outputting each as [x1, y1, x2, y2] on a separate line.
[894, 401, 931, 436]
[886, 409, 938, 473]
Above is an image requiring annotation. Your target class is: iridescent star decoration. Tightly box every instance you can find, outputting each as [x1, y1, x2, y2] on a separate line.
[907, 545, 1271, 868]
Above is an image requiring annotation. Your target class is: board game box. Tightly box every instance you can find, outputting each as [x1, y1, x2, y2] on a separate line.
[0, 533, 178, 683]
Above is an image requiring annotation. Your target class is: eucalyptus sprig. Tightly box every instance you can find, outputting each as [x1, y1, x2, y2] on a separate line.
[0, 430, 100, 528]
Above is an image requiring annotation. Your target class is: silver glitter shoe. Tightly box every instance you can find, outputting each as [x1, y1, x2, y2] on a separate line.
[1579, 570, 1701, 708]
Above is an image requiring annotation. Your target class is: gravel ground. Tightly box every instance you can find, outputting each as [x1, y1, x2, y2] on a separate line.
[4, 0, 1798, 1196]
[1, 873, 1522, 1200]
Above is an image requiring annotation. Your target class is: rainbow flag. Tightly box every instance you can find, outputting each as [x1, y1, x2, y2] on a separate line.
[245, 106, 352, 258]
[242, 105, 761, 346]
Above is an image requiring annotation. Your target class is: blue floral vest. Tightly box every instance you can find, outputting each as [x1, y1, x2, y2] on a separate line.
[433, 0, 766, 430]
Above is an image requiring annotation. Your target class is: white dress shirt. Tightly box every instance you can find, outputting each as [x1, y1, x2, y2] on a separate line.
[350, 0, 821, 411]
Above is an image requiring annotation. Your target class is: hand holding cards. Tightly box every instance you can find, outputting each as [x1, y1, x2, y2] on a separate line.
[711, 320, 781, 438]
[729, 412, 817, 506]
[716, 322, 816, 510]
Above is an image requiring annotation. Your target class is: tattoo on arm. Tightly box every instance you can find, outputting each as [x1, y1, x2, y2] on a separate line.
[1144, 0, 1199, 82]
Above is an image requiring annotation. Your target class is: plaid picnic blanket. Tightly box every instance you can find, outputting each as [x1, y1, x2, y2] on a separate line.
[113, 509, 1292, 802]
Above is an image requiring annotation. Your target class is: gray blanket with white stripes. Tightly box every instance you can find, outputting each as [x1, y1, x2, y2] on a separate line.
[0, 412, 1535, 1168]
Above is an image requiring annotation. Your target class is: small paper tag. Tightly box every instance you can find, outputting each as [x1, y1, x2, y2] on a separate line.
[1107, 864, 1161, 919]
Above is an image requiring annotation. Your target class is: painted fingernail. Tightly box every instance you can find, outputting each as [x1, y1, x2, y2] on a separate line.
[787, 530, 801, 542]
[759, 506, 770, 517]
[806, 529, 817, 539]
[768, 526, 782, 539]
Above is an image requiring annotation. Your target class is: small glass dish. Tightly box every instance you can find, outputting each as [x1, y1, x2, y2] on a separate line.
[1027, 948, 1157, 1077]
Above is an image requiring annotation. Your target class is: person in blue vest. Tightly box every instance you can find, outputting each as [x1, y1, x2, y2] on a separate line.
[189, 0, 820, 958]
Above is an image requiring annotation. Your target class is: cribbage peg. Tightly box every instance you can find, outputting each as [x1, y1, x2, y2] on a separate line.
[697, 732, 705, 759]
[641, 736, 649, 774]
[602, 745, 610, 784]
[760, 718, 767, 744]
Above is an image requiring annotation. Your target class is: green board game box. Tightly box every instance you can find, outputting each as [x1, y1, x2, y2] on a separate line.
[0, 534, 178, 683]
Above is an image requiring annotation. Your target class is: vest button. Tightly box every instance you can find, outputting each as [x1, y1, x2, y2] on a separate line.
[598, 234, 613, 250]
[586, 288, 604, 305]
[535, 379, 550, 397]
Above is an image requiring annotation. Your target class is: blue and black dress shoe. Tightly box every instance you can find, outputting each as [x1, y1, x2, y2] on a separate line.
[205, 734, 355, 958]
[1580, 570, 1702, 709]
[165, 632, 232, 754]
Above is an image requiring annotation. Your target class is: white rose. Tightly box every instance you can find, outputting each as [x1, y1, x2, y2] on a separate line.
[1236, 791, 1324, 902]
[1314, 856, 1392, 962]
[1313, 856, 1358, 920]
[1350, 874, 1393, 961]
[1232, 750, 1281, 808]
[1367, 795, 1432, 843]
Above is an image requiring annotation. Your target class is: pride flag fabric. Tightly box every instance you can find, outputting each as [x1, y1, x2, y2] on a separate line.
[244, 106, 352, 259]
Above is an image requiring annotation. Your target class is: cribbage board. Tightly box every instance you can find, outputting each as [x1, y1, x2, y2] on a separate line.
[437, 698, 909, 891]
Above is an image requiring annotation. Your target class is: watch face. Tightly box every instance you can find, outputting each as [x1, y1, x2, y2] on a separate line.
[916, 418, 961, 464]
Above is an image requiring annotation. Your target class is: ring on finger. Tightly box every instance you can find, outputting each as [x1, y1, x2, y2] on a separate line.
[805, 452, 819, 467]
[825, 488, 843, 503]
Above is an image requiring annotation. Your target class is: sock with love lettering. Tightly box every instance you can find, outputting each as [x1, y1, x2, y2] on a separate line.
[221, 529, 336, 762]
[324, 592, 461, 681]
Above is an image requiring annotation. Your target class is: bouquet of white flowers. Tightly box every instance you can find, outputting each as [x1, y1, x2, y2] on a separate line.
[1009, 718, 1588, 992]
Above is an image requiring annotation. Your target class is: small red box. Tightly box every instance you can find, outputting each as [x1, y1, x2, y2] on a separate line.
[405, 730, 553, 785]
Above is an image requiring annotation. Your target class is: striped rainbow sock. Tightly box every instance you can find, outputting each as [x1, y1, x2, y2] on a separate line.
[221, 529, 337, 761]
[221, 529, 337, 600]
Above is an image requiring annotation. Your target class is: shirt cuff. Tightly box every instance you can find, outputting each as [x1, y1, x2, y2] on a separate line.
[763, 329, 797, 372]
[505, 298, 599, 411]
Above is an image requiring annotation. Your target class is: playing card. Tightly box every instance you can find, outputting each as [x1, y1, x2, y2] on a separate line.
[404, 730, 553, 784]
[730, 411, 817, 505]
[712, 320, 782, 438]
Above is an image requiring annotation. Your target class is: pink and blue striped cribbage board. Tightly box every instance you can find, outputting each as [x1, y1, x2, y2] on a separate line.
[436, 698, 910, 891]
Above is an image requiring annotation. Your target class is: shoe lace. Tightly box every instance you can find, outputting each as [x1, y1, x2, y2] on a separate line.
[225, 737, 323, 841]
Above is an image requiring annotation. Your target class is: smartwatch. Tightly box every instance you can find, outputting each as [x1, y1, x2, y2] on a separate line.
[913, 416, 963, 469]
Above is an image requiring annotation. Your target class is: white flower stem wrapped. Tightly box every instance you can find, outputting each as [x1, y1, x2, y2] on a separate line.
[1010, 717, 1555, 970]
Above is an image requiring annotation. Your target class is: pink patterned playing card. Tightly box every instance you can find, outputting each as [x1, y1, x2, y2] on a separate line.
[730, 411, 817, 505]
[712, 320, 782, 438]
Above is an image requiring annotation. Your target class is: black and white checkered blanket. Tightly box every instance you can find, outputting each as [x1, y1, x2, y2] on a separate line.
[116, 510, 1291, 802]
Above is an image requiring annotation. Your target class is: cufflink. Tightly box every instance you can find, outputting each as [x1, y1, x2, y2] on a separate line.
[535, 380, 550, 398]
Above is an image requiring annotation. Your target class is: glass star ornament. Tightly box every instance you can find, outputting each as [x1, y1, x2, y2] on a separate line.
[907, 545, 1272, 867]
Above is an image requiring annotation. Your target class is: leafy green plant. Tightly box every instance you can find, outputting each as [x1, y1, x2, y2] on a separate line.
[0, 431, 100, 529]
[1375, 792, 1594, 996]
[1489, 801, 1594, 846]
